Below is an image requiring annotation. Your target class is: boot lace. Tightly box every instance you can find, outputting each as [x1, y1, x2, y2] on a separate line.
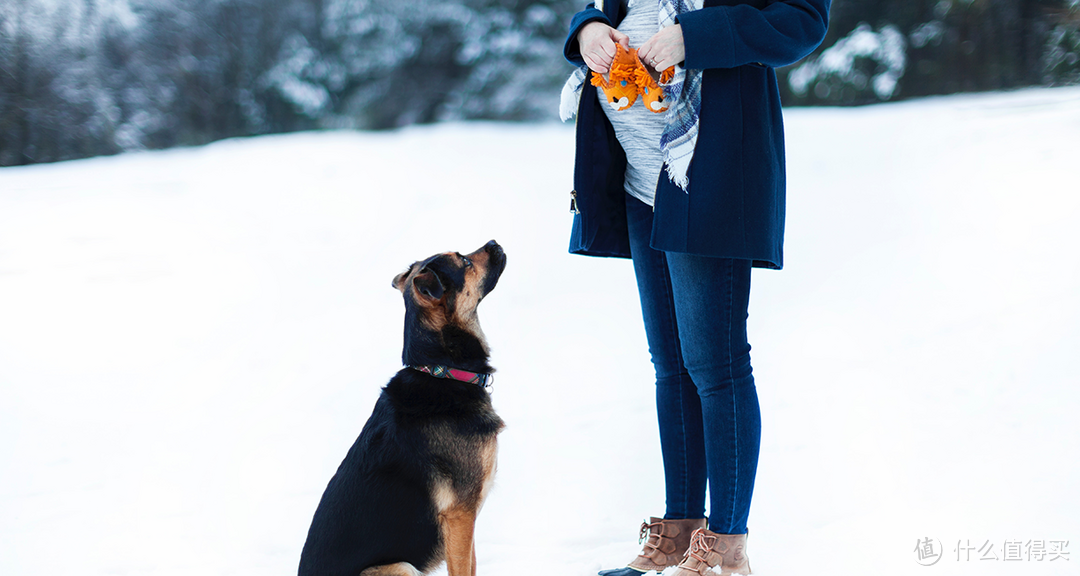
[683, 528, 718, 566]
[638, 519, 664, 552]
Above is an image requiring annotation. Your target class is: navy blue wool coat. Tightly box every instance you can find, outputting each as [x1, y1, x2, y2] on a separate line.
[564, 0, 830, 269]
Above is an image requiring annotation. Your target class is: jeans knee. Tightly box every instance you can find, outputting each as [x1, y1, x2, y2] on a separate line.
[691, 364, 754, 399]
[655, 371, 693, 393]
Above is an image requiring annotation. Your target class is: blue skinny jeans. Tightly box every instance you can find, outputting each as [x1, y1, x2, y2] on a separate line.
[625, 193, 761, 535]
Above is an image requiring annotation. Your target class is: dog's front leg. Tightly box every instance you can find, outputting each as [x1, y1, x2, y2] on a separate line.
[471, 540, 478, 576]
[440, 507, 478, 576]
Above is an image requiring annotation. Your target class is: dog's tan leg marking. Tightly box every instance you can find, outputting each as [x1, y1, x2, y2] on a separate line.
[446, 439, 497, 576]
[432, 477, 457, 513]
[477, 437, 498, 509]
[440, 507, 478, 576]
[360, 562, 423, 576]
[471, 540, 478, 576]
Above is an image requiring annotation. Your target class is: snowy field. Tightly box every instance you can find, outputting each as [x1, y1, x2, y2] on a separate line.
[2, 86, 1079, 576]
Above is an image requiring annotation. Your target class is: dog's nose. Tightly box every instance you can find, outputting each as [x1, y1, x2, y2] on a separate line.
[479, 240, 506, 295]
[483, 240, 506, 272]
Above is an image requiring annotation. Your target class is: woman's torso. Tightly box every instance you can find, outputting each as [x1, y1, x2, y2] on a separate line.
[600, 0, 666, 207]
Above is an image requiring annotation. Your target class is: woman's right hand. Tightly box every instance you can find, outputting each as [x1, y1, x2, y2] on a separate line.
[577, 21, 630, 74]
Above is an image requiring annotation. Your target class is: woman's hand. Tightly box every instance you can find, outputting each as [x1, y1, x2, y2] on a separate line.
[638, 24, 685, 72]
[577, 21, 630, 74]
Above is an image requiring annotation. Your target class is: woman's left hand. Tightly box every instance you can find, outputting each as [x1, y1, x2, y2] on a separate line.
[638, 24, 685, 72]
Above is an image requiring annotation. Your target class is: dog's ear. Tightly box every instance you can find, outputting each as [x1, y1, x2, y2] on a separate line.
[412, 268, 445, 301]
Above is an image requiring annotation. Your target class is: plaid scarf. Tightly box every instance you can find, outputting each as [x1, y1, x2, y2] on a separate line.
[560, 0, 704, 191]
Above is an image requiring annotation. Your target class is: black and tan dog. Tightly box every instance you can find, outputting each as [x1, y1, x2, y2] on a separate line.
[299, 240, 507, 576]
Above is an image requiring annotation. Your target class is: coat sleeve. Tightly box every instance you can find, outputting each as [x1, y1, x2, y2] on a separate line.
[678, 0, 830, 69]
[564, 4, 613, 65]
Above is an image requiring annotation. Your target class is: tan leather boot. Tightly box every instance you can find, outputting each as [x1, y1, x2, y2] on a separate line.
[598, 517, 706, 575]
[668, 528, 751, 576]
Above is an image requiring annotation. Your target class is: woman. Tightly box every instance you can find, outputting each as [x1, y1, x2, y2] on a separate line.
[561, 1, 830, 574]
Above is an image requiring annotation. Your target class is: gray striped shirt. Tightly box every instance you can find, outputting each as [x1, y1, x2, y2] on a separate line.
[601, 0, 666, 206]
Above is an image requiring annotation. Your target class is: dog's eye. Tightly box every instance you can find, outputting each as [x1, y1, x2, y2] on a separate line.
[461, 256, 472, 268]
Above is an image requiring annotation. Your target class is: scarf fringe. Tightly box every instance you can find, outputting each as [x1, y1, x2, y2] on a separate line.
[560, 67, 587, 121]
[665, 145, 694, 189]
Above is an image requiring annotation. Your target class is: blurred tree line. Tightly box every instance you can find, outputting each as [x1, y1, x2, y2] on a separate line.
[1, 0, 1078, 166]
[0, 0, 579, 166]
[780, 0, 1080, 104]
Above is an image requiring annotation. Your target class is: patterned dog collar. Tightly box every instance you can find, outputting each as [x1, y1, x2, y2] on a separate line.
[409, 365, 493, 388]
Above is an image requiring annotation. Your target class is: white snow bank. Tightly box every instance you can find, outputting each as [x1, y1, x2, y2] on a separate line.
[2, 87, 1079, 576]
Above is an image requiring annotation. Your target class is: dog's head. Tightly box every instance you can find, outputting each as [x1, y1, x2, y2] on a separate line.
[392, 241, 506, 370]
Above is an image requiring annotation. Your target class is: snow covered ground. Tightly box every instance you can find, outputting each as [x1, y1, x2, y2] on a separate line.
[2, 86, 1079, 576]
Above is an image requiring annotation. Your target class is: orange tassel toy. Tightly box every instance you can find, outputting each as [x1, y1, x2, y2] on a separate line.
[591, 44, 676, 114]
